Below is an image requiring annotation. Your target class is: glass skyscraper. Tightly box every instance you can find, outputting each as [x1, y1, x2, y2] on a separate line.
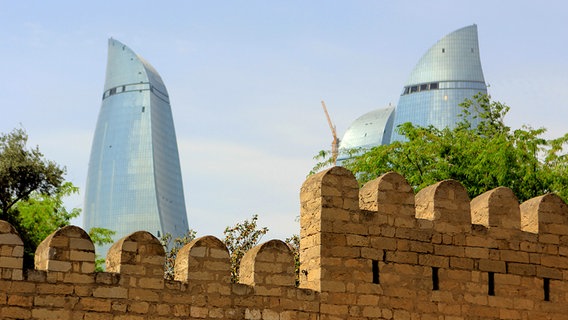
[83, 39, 189, 255]
[339, 25, 487, 151]
[390, 24, 487, 141]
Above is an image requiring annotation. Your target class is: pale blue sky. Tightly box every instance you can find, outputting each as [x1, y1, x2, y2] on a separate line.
[1, 1, 567, 240]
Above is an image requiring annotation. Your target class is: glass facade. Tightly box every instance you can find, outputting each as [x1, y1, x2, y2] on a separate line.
[390, 25, 487, 141]
[338, 105, 395, 161]
[83, 39, 188, 256]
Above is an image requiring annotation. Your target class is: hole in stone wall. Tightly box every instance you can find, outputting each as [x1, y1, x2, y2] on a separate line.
[372, 260, 379, 284]
[432, 267, 439, 291]
[488, 272, 495, 296]
[544, 278, 550, 301]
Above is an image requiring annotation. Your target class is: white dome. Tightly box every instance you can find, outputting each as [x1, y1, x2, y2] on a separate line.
[339, 105, 395, 150]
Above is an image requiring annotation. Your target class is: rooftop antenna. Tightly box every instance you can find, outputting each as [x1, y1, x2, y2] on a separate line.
[320, 100, 339, 165]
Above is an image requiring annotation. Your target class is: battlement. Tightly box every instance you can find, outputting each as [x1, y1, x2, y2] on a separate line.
[1, 166, 568, 319]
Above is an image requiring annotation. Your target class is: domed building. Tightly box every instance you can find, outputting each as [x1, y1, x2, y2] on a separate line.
[339, 25, 487, 155]
[337, 105, 395, 161]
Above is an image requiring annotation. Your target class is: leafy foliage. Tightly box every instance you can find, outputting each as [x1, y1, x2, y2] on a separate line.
[223, 214, 269, 283]
[15, 182, 80, 248]
[159, 215, 270, 282]
[284, 234, 300, 286]
[0, 128, 65, 216]
[0, 128, 115, 269]
[89, 227, 117, 272]
[14, 181, 116, 270]
[0, 128, 65, 267]
[160, 229, 197, 280]
[327, 94, 568, 202]
[310, 148, 362, 175]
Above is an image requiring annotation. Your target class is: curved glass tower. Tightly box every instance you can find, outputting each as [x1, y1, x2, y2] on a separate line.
[84, 39, 189, 255]
[390, 24, 487, 141]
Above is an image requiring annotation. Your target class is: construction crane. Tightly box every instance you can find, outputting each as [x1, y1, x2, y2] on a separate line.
[320, 100, 339, 165]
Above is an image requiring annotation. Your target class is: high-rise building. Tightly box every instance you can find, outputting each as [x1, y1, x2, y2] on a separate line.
[83, 39, 189, 255]
[390, 24, 487, 142]
[339, 25, 487, 152]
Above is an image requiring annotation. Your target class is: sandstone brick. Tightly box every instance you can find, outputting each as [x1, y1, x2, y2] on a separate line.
[47, 260, 72, 272]
[465, 247, 489, 259]
[83, 313, 113, 320]
[7, 294, 32, 307]
[0, 234, 23, 245]
[541, 255, 568, 268]
[34, 295, 69, 308]
[500, 250, 530, 263]
[450, 257, 474, 270]
[418, 254, 449, 267]
[466, 235, 498, 248]
[81, 298, 111, 312]
[245, 308, 262, 319]
[31, 308, 71, 319]
[495, 273, 521, 286]
[321, 303, 348, 315]
[128, 301, 149, 314]
[138, 277, 164, 289]
[129, 288, 160, 302]
[499, 308, 521, 319]
[111, 301, 128, 313]
[10, 281, 35, 293]
[537, 266, 563, 280]
[70, 250, 95, 262]
[386, 251, 418, 264]
[0, 257, 22, 268]
[507, 263, 536, 276]
[478, 260, 506, 273]
[539, 234, 560, 244]
[370, 236, 397, 250]
[2, 306, 32, 318]
[92, 286, 128, 299]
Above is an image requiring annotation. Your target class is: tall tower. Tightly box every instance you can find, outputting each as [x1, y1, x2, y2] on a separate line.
[390, 25, 487, 141]
[83, 39, 189, 255]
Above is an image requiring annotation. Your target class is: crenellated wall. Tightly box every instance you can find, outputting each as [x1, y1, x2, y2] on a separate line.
[2, 166, 568, 319]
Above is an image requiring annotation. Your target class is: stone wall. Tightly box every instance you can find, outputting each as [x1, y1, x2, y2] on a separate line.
[2, 166, 568, 319]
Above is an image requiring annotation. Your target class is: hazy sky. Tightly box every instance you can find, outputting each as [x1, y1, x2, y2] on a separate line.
[1, 1, 567, 241]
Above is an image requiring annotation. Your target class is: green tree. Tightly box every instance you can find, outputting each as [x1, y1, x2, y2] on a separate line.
[160, 229, 197, 280]
[223, 214, 269, 283]
[0, 128, 65, 267]
[0, 128, 64, 216]
[13, 182, 79, 264]
[89, 227, 117, 272]
[0, 128, 115, 268]
[14, 180, 116, 269]
[329, 94, 568, 202]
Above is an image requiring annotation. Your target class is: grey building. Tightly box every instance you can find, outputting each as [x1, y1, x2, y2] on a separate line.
[83, 39, 189, 256]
